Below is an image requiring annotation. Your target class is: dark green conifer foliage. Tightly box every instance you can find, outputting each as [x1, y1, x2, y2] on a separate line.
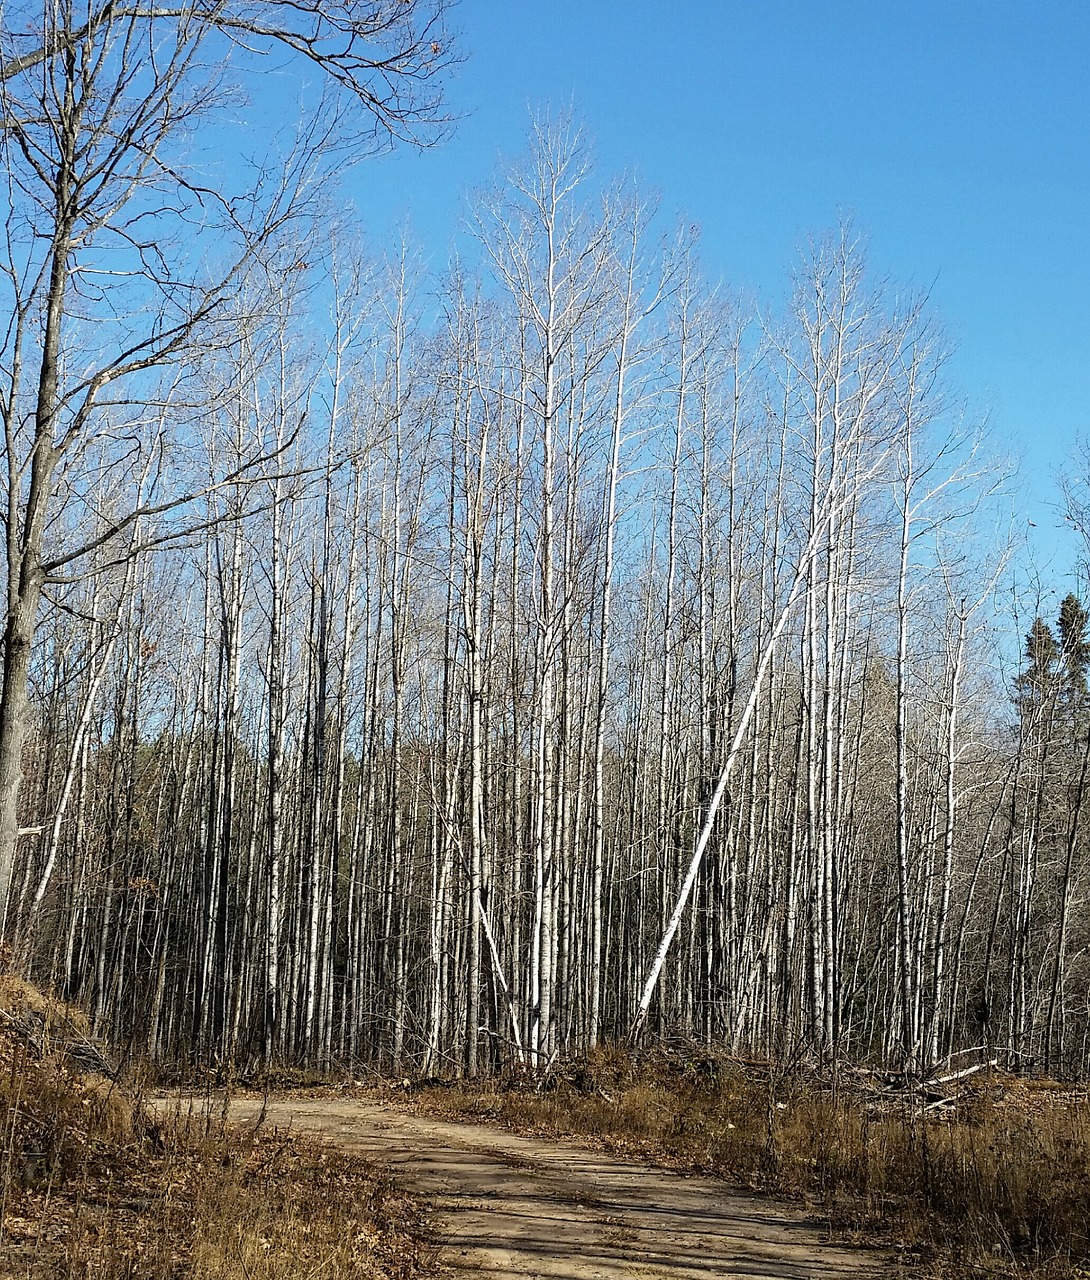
[1016, 616, 1061, 726]
[1057, 593, 1090, 722]
[1014, 597, 1090, 739]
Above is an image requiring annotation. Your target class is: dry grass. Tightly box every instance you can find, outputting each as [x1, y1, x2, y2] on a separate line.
[408, 1044, 1090, 1280]
[0, 976, 90, 1039]
[0, 983, 436, 1280]
[181, 1120, 434, 1280]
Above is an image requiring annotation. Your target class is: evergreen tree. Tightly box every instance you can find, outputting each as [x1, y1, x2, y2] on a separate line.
[1057, 593, 1090, 724]
[1015, 615, 1061, 727]
[1016, 595, 1090, 740]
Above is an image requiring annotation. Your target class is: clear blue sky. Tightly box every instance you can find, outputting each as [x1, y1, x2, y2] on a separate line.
[344, 0, 1090, 585]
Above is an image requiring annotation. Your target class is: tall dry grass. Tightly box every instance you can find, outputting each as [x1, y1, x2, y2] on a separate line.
[179, 1118, 434, 1280]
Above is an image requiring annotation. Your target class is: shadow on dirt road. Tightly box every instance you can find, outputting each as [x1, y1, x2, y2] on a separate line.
[168, 1096, 891, 1279]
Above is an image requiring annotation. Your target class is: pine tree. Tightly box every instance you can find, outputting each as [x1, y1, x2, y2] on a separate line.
[1057, 593, 1090, 726]
[1015, 616, 1061, 727]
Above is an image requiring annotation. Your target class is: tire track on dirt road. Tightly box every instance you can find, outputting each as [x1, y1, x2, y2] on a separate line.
[177, 1097, 891, 1279]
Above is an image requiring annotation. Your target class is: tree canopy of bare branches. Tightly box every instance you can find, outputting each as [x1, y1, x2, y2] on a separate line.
[0, 0, 458, 929]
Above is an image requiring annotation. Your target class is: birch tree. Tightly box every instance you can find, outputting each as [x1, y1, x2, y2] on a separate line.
[474, 115, 614, 1063]
[0, 0, 457, 933]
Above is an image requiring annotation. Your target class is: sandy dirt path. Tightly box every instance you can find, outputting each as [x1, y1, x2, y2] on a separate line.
[195, 1096, 891, 1280]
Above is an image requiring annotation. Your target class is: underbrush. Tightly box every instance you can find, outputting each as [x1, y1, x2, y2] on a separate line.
[0, 976, 434, 1280]
[410, 1043, 1090, 1279]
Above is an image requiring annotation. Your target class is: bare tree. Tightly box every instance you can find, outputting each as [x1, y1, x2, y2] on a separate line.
[0, 0, 458, 932]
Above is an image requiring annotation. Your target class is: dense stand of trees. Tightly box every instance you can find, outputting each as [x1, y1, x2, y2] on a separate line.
[0, 0, 455, 946]
[5, 107, 1090, 1077]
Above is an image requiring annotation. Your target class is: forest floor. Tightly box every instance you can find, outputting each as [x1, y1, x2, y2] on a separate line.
[5, 963, 1089, 1280]
[201, 1091, 891, 1280]
[388, 1051, 1090, 1280]
[0, 977, 435, 1280]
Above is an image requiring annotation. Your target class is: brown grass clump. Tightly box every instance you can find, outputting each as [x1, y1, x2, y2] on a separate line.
[0, 1026, 135, 1200]
[185, 1131, 431, 1280]
[0, 975, 90, 1039]
[409, 1044, 1090, 1280]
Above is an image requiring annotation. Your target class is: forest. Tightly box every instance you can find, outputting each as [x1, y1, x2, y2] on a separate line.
[2, 0, 1089, 1083]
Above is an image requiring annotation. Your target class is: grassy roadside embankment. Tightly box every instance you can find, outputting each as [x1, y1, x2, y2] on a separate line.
[401, 1044, 1090, 1280]
[0, 976, 435, 1280]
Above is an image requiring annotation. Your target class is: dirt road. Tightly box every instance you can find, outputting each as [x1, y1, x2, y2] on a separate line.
[207, 1096, 890, 1279]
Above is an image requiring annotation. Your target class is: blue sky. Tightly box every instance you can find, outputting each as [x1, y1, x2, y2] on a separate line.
[342, 0, 1090, 586]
